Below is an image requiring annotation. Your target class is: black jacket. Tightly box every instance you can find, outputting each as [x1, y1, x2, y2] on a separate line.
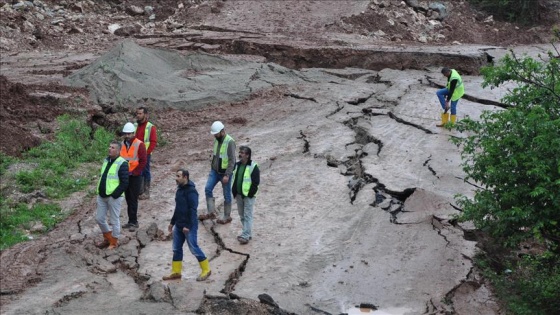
[98, 157, 129, 198]
[170, 180, 199, 230]
[232, 160, 260, 198]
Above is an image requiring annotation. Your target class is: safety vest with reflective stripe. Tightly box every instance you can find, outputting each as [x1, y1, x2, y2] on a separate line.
[139, 121, 154, 152]
[121, 138, 141, 172]
[447, 69, 465, 101]
[97, 156, 126, 196]
[233, 161, 258, 197]
[213, 134, 234, 169]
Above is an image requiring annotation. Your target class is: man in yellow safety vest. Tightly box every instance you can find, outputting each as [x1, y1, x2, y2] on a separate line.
[95, 140, 129, 250]
[232, 146, 260, 244]
[135, 107, 157, 200]
[436, 67, 465, 127]
[198, 121, 236, 224]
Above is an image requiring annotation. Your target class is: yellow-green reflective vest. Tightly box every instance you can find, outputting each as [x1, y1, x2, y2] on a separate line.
[97, 156, 126, 196]
[143, 122, 154, 151]
[213, 134, 234, 169]
[447, 69, 465, 101]
[134, 121, 154, 151]
[233, 161, 258, 197]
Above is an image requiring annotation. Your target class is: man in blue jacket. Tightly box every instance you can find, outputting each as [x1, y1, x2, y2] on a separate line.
[163, 169, 211, 281]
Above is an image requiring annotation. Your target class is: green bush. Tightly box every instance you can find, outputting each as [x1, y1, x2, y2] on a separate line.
[477, 253, 560, 315]
[453, 37, 560, 314]
[453, 42, 560, 247]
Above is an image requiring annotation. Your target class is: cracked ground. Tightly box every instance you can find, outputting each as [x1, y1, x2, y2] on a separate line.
[1, 46, 528, 314]
[1, 0, 558, 314]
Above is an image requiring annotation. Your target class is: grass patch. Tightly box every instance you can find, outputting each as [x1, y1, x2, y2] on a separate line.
[0, 114, 115, 250]
[0, 199, 66, 250]
[0, 152, 15, 176]
[475, 241, 560, 315]
[16, 115, 114, 199]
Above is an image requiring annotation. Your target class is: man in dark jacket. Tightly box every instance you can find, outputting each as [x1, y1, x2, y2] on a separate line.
[232, 146, 260, 244]
[120, 122, 147, 232]
[135, 106, 157, 200]
[163, 169, 211, 281]
[95, 140, 129, 250]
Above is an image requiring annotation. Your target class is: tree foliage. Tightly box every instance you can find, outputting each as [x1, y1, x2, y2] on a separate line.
[453, 37, 560, 248]
[453, 34, 560, 314]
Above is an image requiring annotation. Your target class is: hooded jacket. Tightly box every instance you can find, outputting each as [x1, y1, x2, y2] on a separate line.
[170, 180, 199, 231]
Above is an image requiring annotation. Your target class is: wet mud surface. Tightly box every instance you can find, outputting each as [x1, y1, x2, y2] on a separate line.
[1, 0, 559, 314]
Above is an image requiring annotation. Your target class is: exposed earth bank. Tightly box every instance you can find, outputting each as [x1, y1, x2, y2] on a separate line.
[1, 1, 559, 314]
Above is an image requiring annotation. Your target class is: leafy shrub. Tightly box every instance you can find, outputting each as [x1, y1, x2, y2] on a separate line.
[453, 37, 560, 314]
[453, 42, 560, 247]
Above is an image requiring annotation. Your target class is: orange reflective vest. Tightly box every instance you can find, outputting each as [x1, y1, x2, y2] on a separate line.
[120, 138, 142, 172]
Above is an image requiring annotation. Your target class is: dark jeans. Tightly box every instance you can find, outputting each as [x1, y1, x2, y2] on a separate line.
[125, 175, 142, 224]
[142, 154, 151, 183]
[172, 226, 206, 262]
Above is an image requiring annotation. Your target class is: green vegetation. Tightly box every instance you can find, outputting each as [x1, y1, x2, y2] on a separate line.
[453, 36, 560, 314]
[0, 201, 64, 249]
[0, 152, 15, 176]
[468, 0, 541, 24]
[0, 115, 115, 250]
[17, 115, 114, 198]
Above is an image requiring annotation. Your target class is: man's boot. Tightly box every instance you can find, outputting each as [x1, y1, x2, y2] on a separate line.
[162, 261, 182, 280]
[139, 180, 150, 200]
[198, 197, 216, 220]
[217, 203, 232, 224]
[95, 232, 112, 249]
[139, 177, 145, 195]
[108, 232, 119, 250]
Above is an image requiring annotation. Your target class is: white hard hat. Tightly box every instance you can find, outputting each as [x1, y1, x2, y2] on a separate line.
[122, 122, 136, 133]
[210, 121, 224, 135]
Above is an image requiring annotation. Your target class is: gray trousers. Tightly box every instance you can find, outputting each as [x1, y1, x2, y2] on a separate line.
[96, 195, 123, 238]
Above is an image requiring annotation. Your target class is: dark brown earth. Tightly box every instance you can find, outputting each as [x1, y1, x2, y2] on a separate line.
[1, 0, 559, 314]
[0, 0, 558, 157]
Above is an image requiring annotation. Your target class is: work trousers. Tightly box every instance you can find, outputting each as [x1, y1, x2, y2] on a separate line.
[96, 195, 123, 238]
[125, 175, 142, 224]
[436, 88, 459, 115]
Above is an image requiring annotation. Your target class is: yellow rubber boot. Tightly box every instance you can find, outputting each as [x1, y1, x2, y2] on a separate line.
[162, 261, 182, 280]
[196, 259, 211, 281]
[436, 113, 449, 127]
[450, 115, 457, 124]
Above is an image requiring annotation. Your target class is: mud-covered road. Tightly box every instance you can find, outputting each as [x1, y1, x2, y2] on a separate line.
[1, 0, 559, 314]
